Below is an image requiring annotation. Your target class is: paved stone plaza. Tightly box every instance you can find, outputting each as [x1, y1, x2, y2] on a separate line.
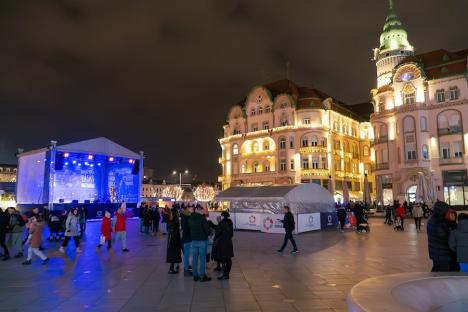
[0, 218, 431, 312]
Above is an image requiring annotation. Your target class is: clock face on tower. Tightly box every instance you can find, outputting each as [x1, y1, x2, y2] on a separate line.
[401, 72, 413, 81]
[395, 64, 421, 83]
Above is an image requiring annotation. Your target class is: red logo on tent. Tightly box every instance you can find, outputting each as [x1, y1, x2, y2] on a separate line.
[263, 217, 274, 230]
[249, 215, 256, 224]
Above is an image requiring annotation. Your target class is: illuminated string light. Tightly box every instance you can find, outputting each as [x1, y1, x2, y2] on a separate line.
[194, 185, 215, 202]
[162, 186, 184, 201]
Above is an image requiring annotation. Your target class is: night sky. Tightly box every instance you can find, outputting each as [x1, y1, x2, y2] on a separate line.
[0, 0, 466, 182]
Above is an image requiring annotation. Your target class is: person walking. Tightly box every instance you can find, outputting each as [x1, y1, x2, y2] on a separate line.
[413, 203, 424, 231]
[427, 201, 454, 272]
[449, 213, 468, 272]
[384, 205, 392, 224]
[396, 205, 406, 231]
[166, 207, 182, 274]
[215, 212, 234, 280]
[114, 205, 129, 252]
[97, 211, 112, 250]
[60, 208, 81, 253]
[277, 206, 298, 254]
[188, 205, 211, 282]
[0, 208, 11, 260]
[7, 207, 25, 258]
[180, 205, 192, 276]
[22, 215, 48, 265]
[337, 205, 347, 232]
[79, 207, 87, 239]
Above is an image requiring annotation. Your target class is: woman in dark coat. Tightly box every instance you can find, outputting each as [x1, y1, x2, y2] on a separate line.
[209, 216, 223, 272]
[215, 212, 234, 280]
[166, 207, 182, 274]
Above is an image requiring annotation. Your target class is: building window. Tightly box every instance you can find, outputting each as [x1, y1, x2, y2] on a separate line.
[289, 138, 294, 149]
[321, 157, 327, 169]
[241, 164, 246, 173]
[250, 109, 256, 116]
[233, 128, 241, 135]
[251, 124, 258, 132]
[280, 159, 287, 171]
[264, 161, 270, 172]
[378, 96, 385, 112]
[449, 87, 459, 101]
[301, 138, 308, 147]
[404, 92, 416, 105]
[302, 158, 309, 170]
[312, 157, 319, 169]
[406, 150, 416, 160]
[436, 89, 445, 103]
[264, 106, 271, 113]
[280, 103, 287, 109]
[334, 140, 341, 150]
[253, 162, 259, 173]
[232, 144, 239, 155]
[263, 122, 269, 130]
[454, 141, 463, 158]
[281, 119, 288, 126]
[420, 116, 427, 131]
[290, 159, 295, 170]
[279, 137, 286, 149]
[263, 141, 270, 150]
[258, 107, 263, 114]
[311, 135, 318, 146]
[303, 118, 310, 125]
[321, 138, 327, 147]
[252, 142, 259, 153]
[422, 145, 429, 160]
[441, 146, 450, 159]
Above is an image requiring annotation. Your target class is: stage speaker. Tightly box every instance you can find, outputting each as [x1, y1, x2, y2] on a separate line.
[93, 199, 99, 204]
[84, 200, 90, 204]
[55, 153, 64, 170]
[72, 200, 79, 205]
[132, 160, 140, 175]
[59, 199, 65, 203]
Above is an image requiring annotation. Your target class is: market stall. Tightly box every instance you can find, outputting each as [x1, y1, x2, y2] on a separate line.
[214, 183, 336, 233]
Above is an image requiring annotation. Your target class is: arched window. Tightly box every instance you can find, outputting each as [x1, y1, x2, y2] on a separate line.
[253, 162, 259, 173]
[258, 106, 263, 114]
[279, 137, 286, 149]
[232, 144, 239, 155]
[343, 141, 349, 152]
[311, 135, 318, 146]
[252, 141, 259, 153]
[422, 145, 429, 160]
[438, 114, 449, 129]
[420, 116, 427, 131]
[403, 116, 415, 133]
[263, 161, 270, 172]
[301, 137, 308, 147]
[263, 141, 270, 150]
[438, 110, 462, 135]
[289, 137, 294, 149]
[363, 146, 370, 156]
[379, 124, 388, 137]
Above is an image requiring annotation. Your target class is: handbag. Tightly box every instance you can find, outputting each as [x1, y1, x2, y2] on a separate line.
[99, 235, 106, 245]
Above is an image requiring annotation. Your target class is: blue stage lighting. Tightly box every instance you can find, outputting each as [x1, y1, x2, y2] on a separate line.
[72, 160, 77, 164]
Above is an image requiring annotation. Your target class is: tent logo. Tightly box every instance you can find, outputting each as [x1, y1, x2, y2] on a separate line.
[249, 215, 256, 224]
[308, 216, 314, 225]
[96, 210, 103, 217]
[263, 217, 274, 231]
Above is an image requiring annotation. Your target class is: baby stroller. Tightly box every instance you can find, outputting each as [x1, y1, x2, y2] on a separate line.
[356, 214, 370, 233]
[48, 213, 62, 241]
[394, 216, 404, 231]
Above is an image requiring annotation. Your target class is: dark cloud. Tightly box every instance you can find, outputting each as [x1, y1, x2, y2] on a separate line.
[0, 0, 466, 180]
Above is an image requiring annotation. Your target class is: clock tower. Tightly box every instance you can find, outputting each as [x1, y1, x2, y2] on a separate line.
[373, 0, 414, 88]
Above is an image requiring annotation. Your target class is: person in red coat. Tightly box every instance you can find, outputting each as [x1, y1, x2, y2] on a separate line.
[396, 205, 406, 230]
[113, 204, 129, 252]
[97, 211, 112, 249]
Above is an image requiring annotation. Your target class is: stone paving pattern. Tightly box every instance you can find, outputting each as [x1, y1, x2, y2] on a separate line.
[0, 219, 431, 311]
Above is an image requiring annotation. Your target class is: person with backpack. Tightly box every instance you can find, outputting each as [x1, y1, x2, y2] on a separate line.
[277, 206, 298, 254]
[7, 207, 24, 258]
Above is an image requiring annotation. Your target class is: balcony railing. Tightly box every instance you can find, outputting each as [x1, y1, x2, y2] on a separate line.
[298, 146, 328, 154]
[301, 169, 329, 177]
[371, 163, 389, 171]
[438, 126, 462, 136]
[371, 136, 388, 146]
[439, 156, 464, 165]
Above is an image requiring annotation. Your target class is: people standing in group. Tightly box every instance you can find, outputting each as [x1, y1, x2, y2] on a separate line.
[427, 201, 455, 272]
[395, 204, 406, 231]
[0, 208, 11, 260]
[277, 206, 298, 254]
[337, 205, 347, 232]
[114, 205, 129, 252]
[151, 204, 160, 235]
[413, 203, 424, 231]
[79, 206, 88, 239]
[188, 205, 211, 282]
[449, 213, 468, 272]
[23, 215, 48, 265]
[166, 207, 182, 274]
[97, 211, 112, 250]
[7, 207, 25, 258]
[60, 208, 81, 253]
[214, 212, 234, 280]
[180, 204, 192, 276]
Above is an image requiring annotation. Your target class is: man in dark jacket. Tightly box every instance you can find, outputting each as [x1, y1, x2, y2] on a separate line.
[449, 213, 468, 272]
[277, 206, 298, 254]
[337, 205, 347, 232]
[180, 205, 192, 276]
[188, 205, 211, 282]
[427, 201, 454, 272]
[151, 205, 160, 234]
[0, 209, 11, 260]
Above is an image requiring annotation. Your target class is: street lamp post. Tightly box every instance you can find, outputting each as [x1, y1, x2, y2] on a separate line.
[172, 169, 189, 187]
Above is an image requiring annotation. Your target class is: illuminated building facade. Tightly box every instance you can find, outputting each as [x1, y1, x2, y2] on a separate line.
[370, 1, 468, 206]
[218, 79, 374, 201]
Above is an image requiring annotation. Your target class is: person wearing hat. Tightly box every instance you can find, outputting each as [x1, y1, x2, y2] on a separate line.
[188, 205, 211, 282]
[277, 206, 299, 254]
[215, 211, 234, 280]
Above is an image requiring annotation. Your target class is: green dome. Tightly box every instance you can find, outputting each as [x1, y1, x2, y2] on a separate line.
[378, 0, 413, 53]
